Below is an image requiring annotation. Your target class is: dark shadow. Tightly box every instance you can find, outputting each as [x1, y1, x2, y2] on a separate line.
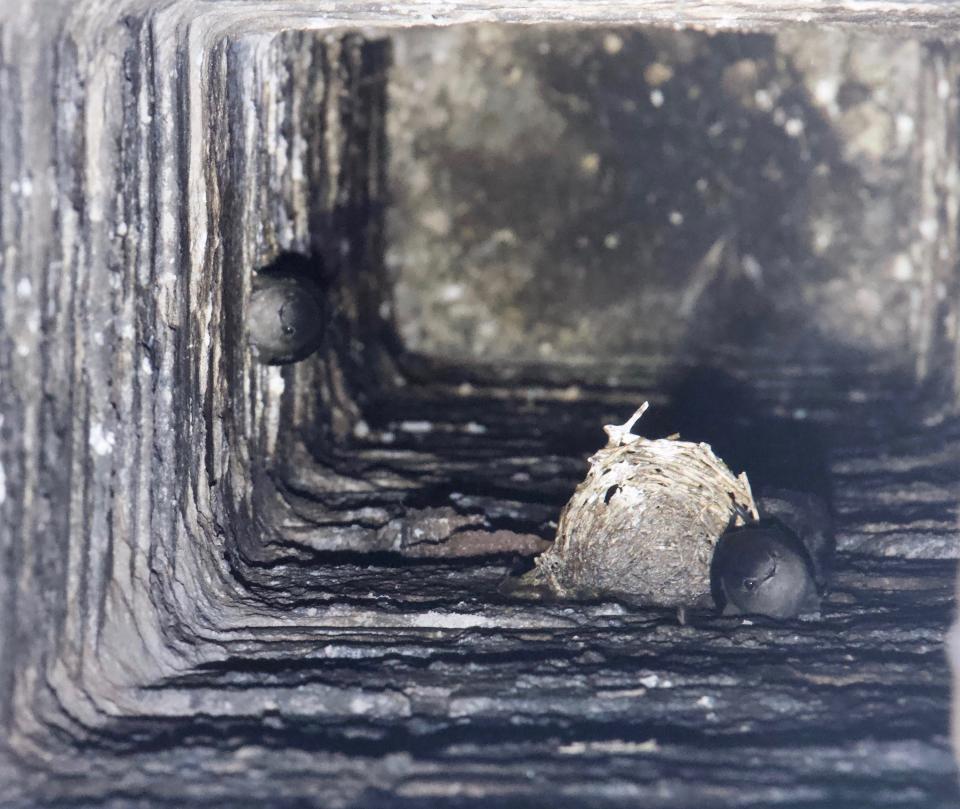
[660, 365, 833, 504]
[255, 250, 331, 285]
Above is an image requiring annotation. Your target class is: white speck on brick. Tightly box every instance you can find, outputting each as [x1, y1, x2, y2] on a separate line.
[603, 33, 623, 55]
[90, 423, 116, 456]
[784, 118, 804, 137]
[891, 254, 913, 282]
[896, 114, 915, 144]
[813, 78, 837, 107]
[440, 283, 465, 302]
[400, 420, 432, 433]
[268, 372, 285, 397]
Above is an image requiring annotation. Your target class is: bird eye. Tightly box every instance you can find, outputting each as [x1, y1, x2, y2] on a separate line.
[742, 578, 757, 591]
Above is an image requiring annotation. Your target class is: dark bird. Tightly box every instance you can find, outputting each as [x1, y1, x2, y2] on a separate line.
[711, 490, 834, 619]
[247, 260, 327, 365]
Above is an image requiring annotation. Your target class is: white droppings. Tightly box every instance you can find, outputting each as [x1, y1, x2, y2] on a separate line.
[268, 373, 285, 397]
[697, 695, 716, 709]
[812, 217, 835, 253]
[695, 178, 708, 193]
[639, 674, 660, 689]
[813, 78, 837, 107]
[603, 233, 620, 249]
[784, 118, 804, 137]
[896, 114, 915, 144]
[580, 152, 601, 175]
[464, 422, 487, 435]
[380, 431, 396, 444]
[19, 177, 33, 198]
[116, 222, 129, 237]
[353, 420, 371, 439]
[891, 254, 913, 282]
[938, 78, 951, 101]
[754, 89, 774, 111]
[603, 33, 623, 55]
[141, 356, 153, 375]
[16, 278, 32, 299]
[90, 423, 116, 456]
[649, 89, 665, 108]
[559, 739, 659, 755]
[440, 283, 465, 303]
[742, 254, 763, 285]
[400, 420, 432, 434]
[668, 211, 684, 226]
[644, 62, 674, 87]
[409, 611, 496, 629]
[349, 695, 381, 715]
[421, 208, 451, 235]
[793, 408, 808, 420]
[919, 218, 938, 241]
[119, 322, 136, 341]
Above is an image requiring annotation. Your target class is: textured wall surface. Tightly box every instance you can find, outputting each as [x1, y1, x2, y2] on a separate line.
[0, 1, 958, 806]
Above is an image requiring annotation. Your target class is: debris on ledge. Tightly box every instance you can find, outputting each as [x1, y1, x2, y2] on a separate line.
[520, 403, 759, 605]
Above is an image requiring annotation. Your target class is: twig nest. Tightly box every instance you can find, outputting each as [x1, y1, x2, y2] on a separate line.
[529, 403, 758, 605]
